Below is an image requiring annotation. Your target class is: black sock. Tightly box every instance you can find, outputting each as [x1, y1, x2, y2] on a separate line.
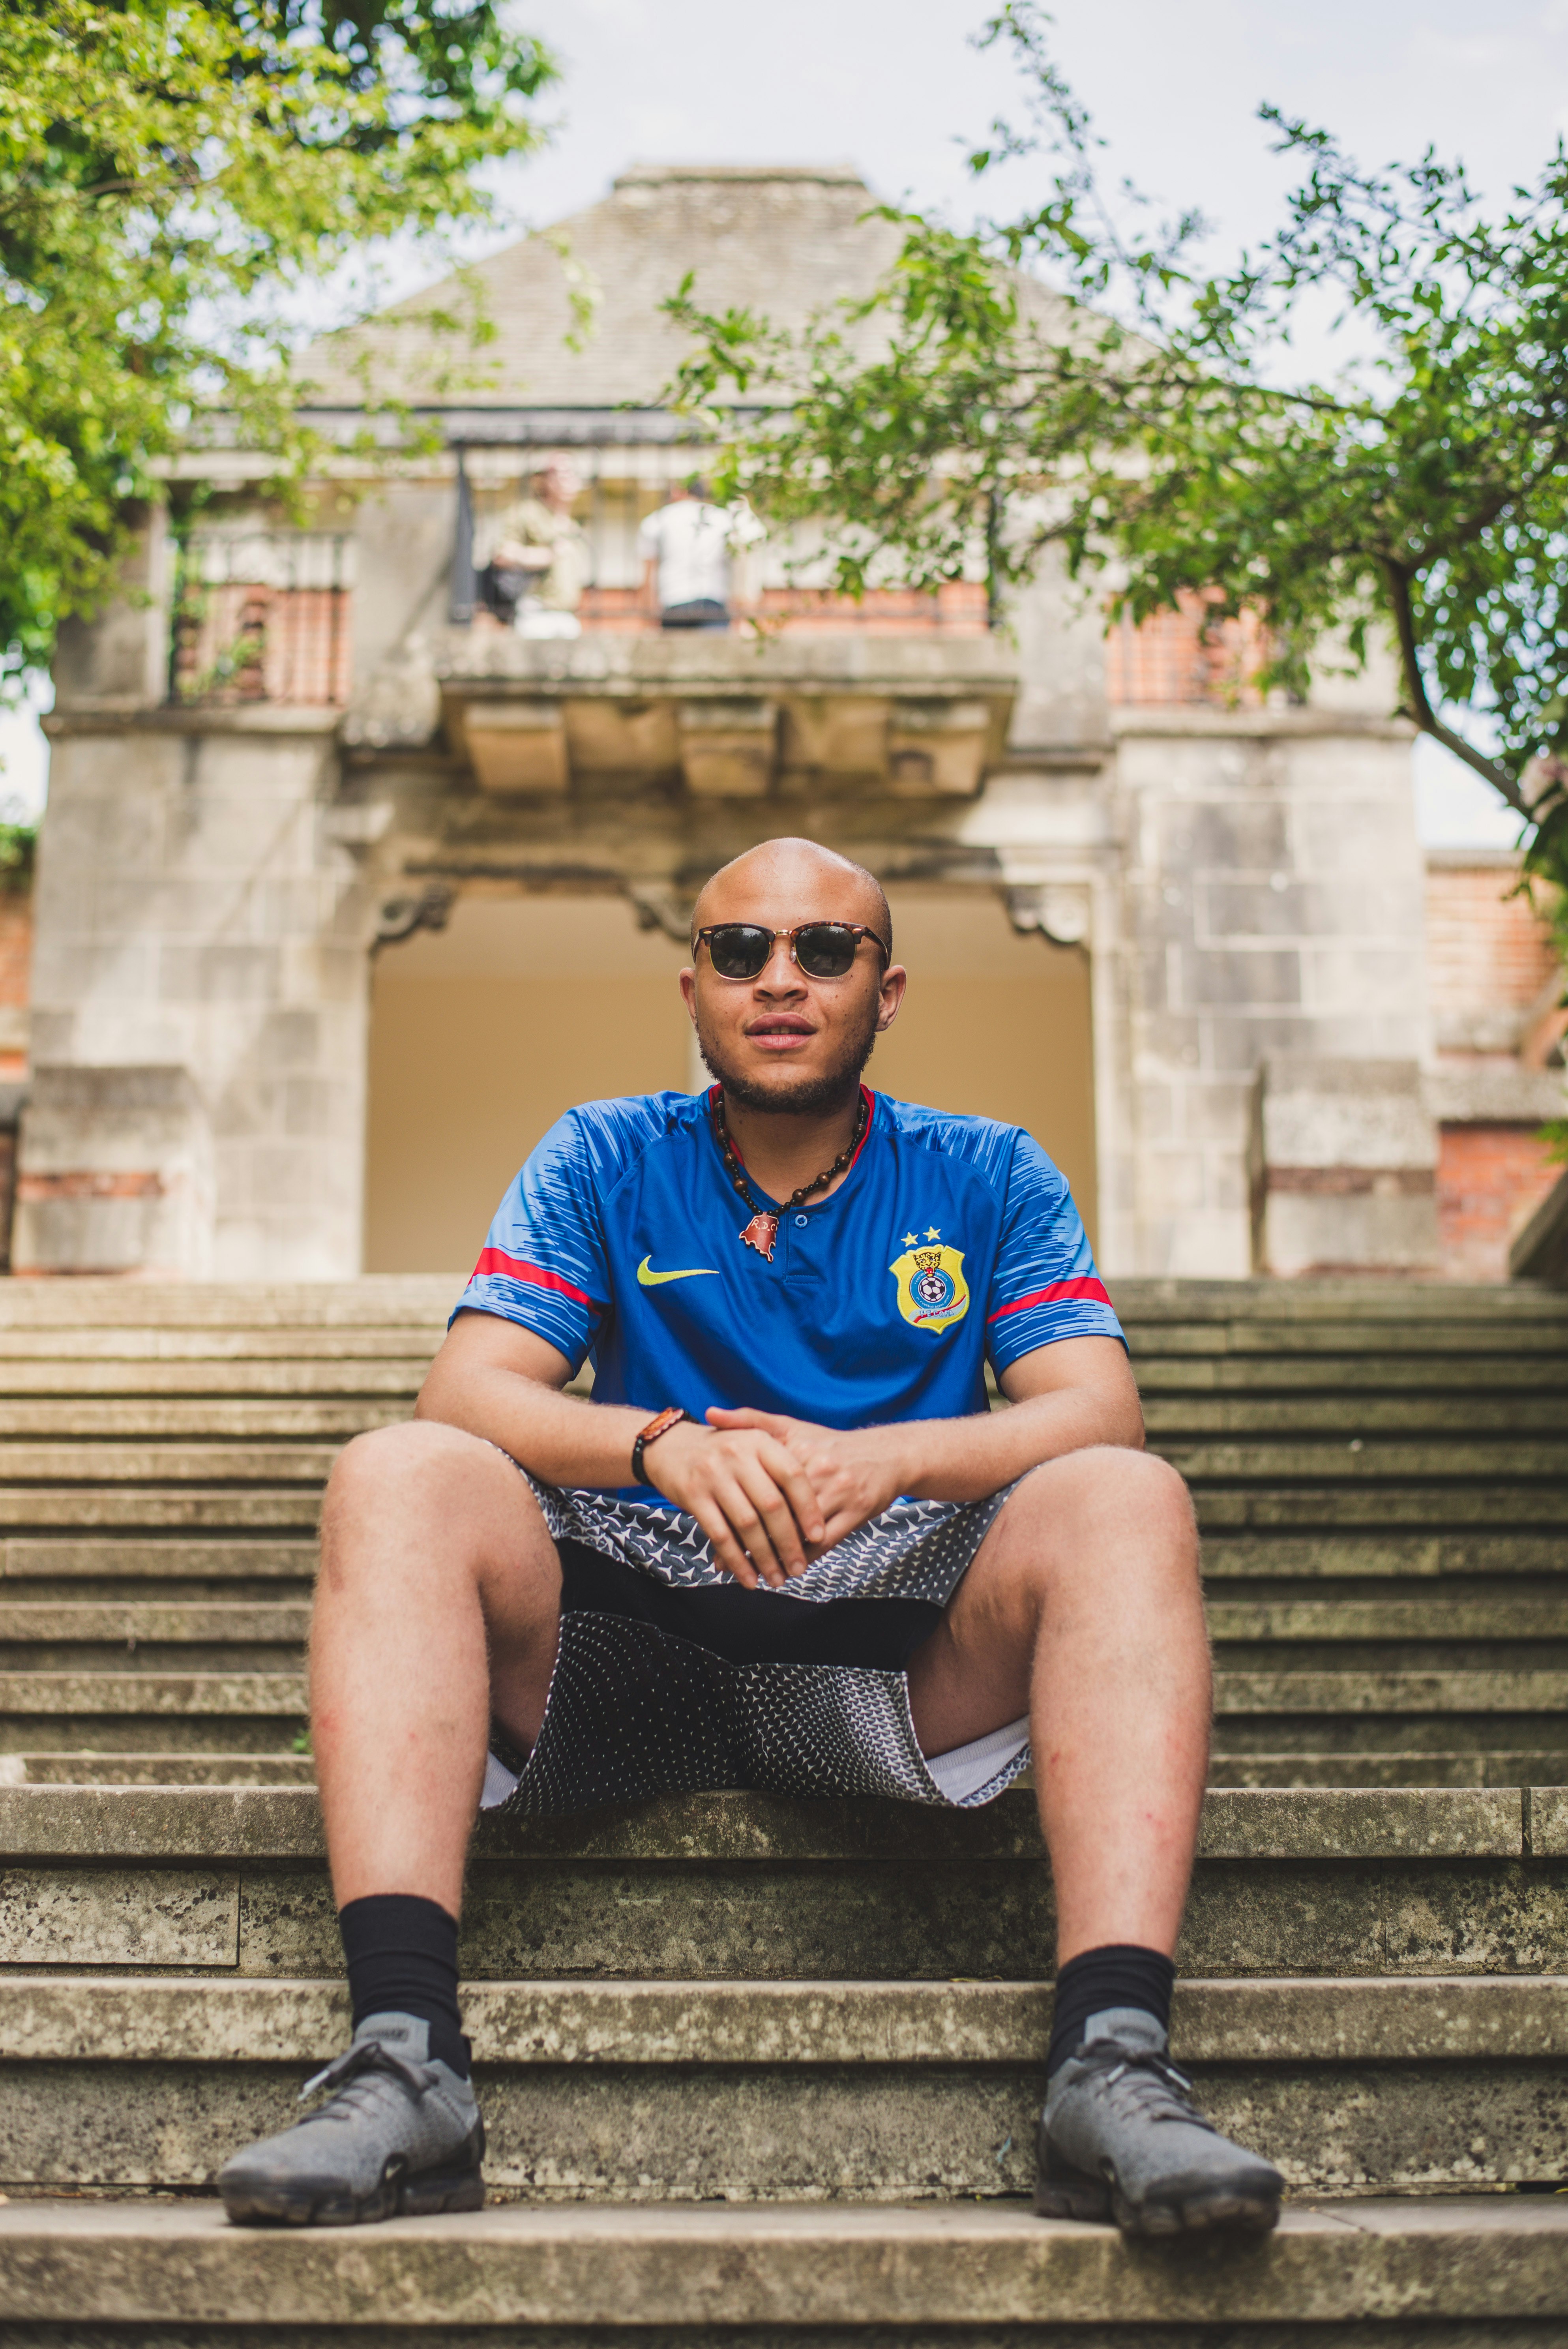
[1045, 1944, 1175, 2078]
[338, 1893, 470, 2079]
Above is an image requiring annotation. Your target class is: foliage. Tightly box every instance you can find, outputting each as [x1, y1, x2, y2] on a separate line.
[0, 819, 37, 894]
[663, 1, 1568, 900]
[0, 0, 556, 690]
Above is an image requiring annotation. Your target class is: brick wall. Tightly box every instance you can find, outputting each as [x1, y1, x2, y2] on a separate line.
[1426, 857, 1559, 1035]
[0, 890, 32, 1084]
[1106, 596, 1270, 707]
[1437, 1123, 1562, 1282]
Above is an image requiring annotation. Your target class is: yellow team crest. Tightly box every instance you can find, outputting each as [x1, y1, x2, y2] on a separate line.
[889, 1232, 970, 1334]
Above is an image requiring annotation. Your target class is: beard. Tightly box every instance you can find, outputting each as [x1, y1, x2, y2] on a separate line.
[696, 997, 879, 1116]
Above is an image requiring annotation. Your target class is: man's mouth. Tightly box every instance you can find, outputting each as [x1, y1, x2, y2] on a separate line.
[745, 1017, 815, 1053]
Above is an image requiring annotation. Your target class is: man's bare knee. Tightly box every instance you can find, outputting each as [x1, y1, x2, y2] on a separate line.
[318, 1421, 521, 1593]
[1007, 1444, 1198, 1595]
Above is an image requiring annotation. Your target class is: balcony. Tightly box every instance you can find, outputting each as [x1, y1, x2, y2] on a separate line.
[429, 628, 1018, 801]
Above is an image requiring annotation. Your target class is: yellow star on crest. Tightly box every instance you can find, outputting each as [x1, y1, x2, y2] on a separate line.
[924, 1225, 941, 1242]
[902, 1231, 918, 1247]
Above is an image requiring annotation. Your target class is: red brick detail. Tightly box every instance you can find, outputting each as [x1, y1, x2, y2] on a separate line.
[172, 584, 352, 707]
[1426, 865, 1559, 1018]
[1437, 1124, 1562, 1282]
[15, 1171, 164, 1202]
[1105, 594, 1271, 707]
[0, 894, 32, 1014]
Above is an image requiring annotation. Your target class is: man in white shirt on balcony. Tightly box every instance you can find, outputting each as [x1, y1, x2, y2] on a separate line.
[639, 477, 764, 629]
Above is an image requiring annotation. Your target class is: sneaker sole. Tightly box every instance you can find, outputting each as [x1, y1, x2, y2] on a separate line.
[221, 2160, 485, 2228]
[1034, 2165, 1281, 2242]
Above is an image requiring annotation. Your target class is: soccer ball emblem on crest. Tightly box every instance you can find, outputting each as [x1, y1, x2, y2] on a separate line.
[888, 1235, 971, 1333]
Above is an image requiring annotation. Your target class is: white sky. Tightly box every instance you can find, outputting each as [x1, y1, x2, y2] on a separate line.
[7, 0, 1561, 839]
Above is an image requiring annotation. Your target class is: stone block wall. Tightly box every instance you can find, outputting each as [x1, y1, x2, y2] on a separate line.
[1113, 714, 1431, 1276]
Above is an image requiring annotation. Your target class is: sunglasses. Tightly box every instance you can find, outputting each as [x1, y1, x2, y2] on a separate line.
[692, 922, 891, 982]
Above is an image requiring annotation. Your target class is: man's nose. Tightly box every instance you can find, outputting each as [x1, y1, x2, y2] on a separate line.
[754, 937, 804, 990]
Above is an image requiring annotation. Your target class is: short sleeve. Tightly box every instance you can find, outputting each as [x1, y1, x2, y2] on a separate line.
[985, 1132, 1125, 1375]
[636, 510, 662, 559]
[448, 1109, 613, 1372]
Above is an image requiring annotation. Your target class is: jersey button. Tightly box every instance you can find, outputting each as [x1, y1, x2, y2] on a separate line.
[794, 1213, 808, 1227]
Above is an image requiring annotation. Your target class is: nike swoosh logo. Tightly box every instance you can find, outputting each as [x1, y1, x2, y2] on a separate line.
[637, 1256, 721, 1286]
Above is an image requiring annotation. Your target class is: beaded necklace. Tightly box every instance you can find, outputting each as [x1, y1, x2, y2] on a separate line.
[712, 1088, 868, 1262]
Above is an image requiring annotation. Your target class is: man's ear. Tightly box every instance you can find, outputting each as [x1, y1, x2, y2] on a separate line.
[875, 964, 908, 1033]
[679, 966, 698, 1020]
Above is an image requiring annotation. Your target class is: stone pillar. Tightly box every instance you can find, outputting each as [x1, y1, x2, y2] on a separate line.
[1250, 1055, 1440, 1277]
[35, 498, 379, 1280]
[12, 1066, 214, 1276]
[1113, 709, 1432, 1276]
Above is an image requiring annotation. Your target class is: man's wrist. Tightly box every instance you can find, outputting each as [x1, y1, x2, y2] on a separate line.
[630, 1406, 693, 1487]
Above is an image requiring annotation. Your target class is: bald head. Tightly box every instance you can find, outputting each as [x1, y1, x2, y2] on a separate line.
[691, 838, 892, 954]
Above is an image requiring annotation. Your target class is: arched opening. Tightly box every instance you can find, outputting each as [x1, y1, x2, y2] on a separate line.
[363, 884, 1098, 1273]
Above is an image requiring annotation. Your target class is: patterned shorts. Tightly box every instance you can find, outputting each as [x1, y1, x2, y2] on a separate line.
[481, 1474, 1031, 1817]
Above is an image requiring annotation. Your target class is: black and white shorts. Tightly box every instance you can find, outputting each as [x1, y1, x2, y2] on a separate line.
[481, 1474, 1031, 1818]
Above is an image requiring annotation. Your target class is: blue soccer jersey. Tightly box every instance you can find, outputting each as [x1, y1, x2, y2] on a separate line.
[451, 1085, 1123, 1500]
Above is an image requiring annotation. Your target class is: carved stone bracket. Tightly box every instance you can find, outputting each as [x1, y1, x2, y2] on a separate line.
[374, 883, 457, 949]
[1002, 883, 1092, 947]
[625, 882, 695, 944]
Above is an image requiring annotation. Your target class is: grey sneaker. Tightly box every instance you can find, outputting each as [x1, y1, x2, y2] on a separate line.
[1036, 2008, 1283, 2240]
[218, 2012, 485, 2226]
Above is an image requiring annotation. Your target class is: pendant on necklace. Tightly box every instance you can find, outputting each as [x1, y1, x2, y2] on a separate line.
[740, 1211, 779, 1261]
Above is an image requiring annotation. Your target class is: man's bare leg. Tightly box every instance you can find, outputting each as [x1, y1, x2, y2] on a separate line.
[217, 1424, 560, 2225]
[907, 1443, 1208, 1959]
[908, 1445, 1282, 2237]
[310, 1421, 562, 1915]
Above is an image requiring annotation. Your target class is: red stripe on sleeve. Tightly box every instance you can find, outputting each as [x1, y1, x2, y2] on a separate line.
[987, 1275, 1113, 1323]
[471, 1248, 605, 1312]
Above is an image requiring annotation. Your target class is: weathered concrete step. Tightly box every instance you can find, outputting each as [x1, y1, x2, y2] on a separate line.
[0, 1783, 1540, 1862]
[0, 1277, 458, 1330]
[5, 1663, 1552, 1729]
[1197, 1487, 1568, 1528]
[7, 1599, 1562, 1653]
[0, 1539, 316, 1577]
[1147, 1398, 1568, 1434]
[1204, 1533, 1568, 1576]
[1158, 1440, 1568, 1481]
[1209, 1752, 1568, 1789]
[3, 1752, 317, 1785]
[10, 1612, 1536, 1658]
[0, 1445, 342, 1485]
[0, 1327, 441, 1361]
[3, 2194, 1566, 2336]
[1, 1975, 1563, 2199]
[0, 1402, 404, 1439]
[0, 1603, 310, 1642]
[0, 1359, 428, 1396]
[0, 1670, 307, 1715]
[1208, 1599, 1568, 1639]
[0, 1492, 320, 1531]
[1113, 1273, 1568, 1321]
[1213, 1670, 1568, 1715]
[1137, 1353, 1568, 1391]
[5, 1789, 1563, 1989]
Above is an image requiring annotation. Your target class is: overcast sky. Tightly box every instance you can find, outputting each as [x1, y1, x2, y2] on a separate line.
[7, 0, 1561, 838]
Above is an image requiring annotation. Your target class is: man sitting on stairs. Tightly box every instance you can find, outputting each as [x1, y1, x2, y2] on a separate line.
[218, 836, 1284, 2241]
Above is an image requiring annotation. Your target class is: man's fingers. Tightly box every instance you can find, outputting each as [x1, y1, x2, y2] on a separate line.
[710, 1474, 790, 1588]
[685, 1496, 761, 1588]
[754, 1438, 828, 1552]
[707, 1405, 797, 1439]
[730, 1456, 813, 1576]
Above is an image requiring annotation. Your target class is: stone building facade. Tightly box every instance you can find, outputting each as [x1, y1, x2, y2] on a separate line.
[16, 165, 1564, 1281]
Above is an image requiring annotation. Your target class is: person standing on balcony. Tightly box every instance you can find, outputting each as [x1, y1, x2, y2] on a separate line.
[216, 836, 1283, 2246]
[639, 475, 764, 629]
[475, 457, 590, 637]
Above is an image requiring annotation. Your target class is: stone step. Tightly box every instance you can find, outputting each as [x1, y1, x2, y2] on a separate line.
[1136, 1352, 1568, 1390]
[1, 1973, 1563, 2200]
[0, 1358, 431, 1396]
[0, 1445, 343, 1484]
[1208, 1751, 1568, 1789]
[0, 1491, 321, 1530]
[0, 1401, 406, 1440]
[0, 1277, 458, 1330]
[1146, 1397, 1568, 1434]
[2, 1785, 1561, 1984]
[1201, 1533, 1568, 1577]
[0, 1538, 318, 1579]
[3, 1752, 318, 1785]
[6, 1595, 1567, 1651]
[3, 1663, 1560, 1725]
[1159, 1439, 1568, 1481]
[2, 2193, 1565, 2342]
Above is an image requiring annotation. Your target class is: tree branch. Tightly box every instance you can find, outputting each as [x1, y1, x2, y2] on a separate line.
[1377, 555, 1531, 818]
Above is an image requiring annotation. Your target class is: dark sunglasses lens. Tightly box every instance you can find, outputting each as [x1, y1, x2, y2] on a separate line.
[707, 925, 771, 979]
[795, 924, 859, 978]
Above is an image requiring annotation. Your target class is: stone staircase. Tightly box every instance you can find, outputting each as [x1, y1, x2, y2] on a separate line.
[1, 1273, 1566, 2343]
